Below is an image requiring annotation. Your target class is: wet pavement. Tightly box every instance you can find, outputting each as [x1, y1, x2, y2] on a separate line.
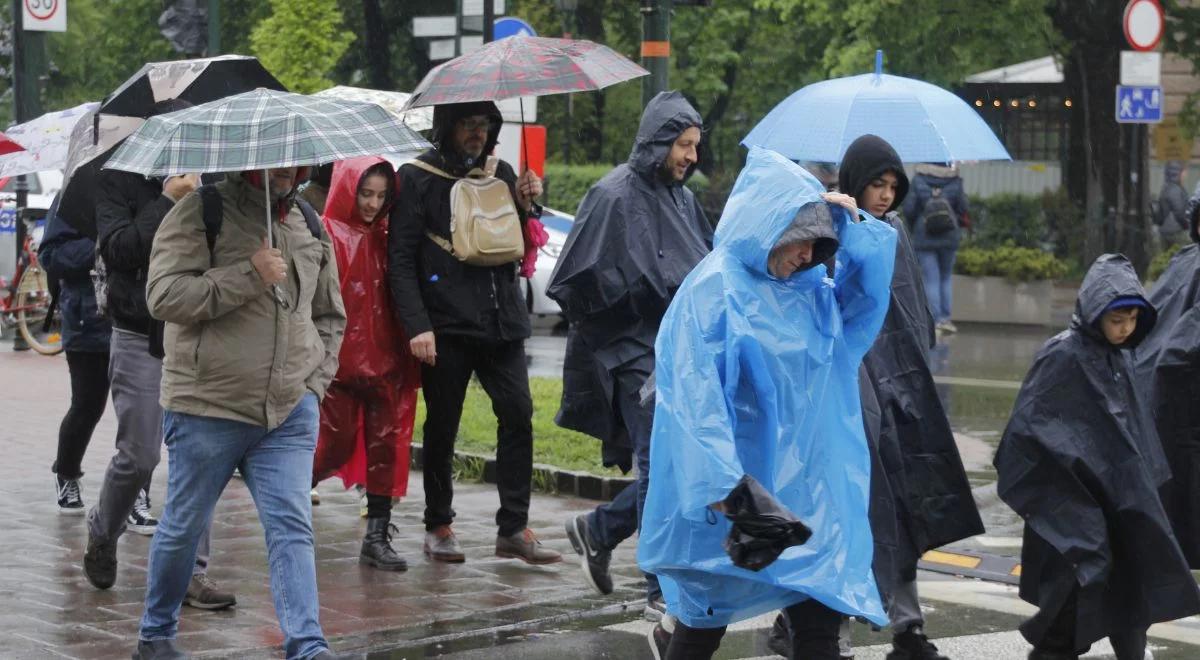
[5, 304, 1200, 658]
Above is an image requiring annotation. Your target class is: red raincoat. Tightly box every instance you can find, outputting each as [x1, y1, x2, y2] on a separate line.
[312, 156, 420, 498]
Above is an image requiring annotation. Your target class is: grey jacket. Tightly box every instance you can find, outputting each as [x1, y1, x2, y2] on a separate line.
[147, 173, 346, 429]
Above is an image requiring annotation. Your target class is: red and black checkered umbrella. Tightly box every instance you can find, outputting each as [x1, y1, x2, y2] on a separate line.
[403, 37, 648, 109]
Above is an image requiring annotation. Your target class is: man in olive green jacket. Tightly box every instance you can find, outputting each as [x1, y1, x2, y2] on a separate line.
[133, 168, 346, 660]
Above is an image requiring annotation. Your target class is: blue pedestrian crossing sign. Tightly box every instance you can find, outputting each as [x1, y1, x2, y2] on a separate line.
[1116, 85, 1163, 123]
[494, 17, 536, 40]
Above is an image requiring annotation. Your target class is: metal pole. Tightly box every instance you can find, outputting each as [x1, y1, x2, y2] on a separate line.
[208, 0, 221, 55]
[640, 0, 671, 108]
[483, 0, 494, 42]
[455, 0, 463, 57]
[9, 0, 26, 348]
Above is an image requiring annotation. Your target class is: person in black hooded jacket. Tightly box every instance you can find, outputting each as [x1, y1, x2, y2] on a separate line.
[388, 100, 561, 566]
[549, 91, 712, 616]
[996, 254, 1200, 660]
[812, 135, 980, 660]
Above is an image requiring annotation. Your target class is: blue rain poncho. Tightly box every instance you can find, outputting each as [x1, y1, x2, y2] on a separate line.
[637, 147, 897, 629]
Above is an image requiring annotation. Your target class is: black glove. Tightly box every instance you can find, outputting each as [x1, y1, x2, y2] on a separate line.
[721, 474, 812, 572]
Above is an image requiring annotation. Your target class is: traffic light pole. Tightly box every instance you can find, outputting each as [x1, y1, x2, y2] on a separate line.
[641, 0, 671, 108]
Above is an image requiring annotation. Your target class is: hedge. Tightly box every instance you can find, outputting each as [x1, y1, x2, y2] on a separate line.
[955, 243, 1070, 282]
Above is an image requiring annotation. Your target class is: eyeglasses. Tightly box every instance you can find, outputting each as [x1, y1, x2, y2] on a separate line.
[458, 117, 495, 132]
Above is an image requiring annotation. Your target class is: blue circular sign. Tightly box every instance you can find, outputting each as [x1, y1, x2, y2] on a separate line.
[494, 17, 537, 41]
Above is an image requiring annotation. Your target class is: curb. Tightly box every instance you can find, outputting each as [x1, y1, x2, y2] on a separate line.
[918, 547, 1021, 585]
[410, 442, 635, 502]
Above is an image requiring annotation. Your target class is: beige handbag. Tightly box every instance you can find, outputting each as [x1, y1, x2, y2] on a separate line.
[409, 159, 525, 266]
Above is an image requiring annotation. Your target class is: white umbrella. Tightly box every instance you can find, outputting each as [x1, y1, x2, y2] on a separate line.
[313, 86, 433, 132]
[0, 102, 99, 177]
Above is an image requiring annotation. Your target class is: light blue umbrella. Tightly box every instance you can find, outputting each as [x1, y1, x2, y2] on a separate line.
[743, 51, 1011, 163]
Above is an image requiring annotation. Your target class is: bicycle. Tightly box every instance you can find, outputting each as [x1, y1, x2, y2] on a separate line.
[1, 208, 62, 355]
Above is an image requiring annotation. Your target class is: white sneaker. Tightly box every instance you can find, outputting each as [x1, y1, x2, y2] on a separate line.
[126, 488, 158, 536]
[310, 488, 320, 505]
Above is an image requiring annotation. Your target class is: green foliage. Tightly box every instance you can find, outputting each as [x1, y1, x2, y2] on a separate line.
[963, 190, 1084, 270]
[1165, 1, 1200, 139]
[415, 377, 624, 477]
[1149, 242, 1186, 281]
[251, 0, 355, 93]
[955, 244, 1070, 282]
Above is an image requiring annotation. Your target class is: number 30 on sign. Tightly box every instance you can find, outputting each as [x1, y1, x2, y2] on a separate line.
[23, 0, 67, 33]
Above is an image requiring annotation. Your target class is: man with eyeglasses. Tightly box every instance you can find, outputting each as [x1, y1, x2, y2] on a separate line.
[389, 101, 562, 566]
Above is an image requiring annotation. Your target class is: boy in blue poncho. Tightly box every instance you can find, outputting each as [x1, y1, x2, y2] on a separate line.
[638, 147, 897, 659]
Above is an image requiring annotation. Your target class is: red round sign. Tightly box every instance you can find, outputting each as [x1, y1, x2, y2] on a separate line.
[1124, 0, 1164, 52]
[24, 0, 59, 21]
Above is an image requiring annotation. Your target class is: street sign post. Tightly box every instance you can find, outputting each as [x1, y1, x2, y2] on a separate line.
[1120, 50, 1161, 86]
[1116, 85, 1163, 123]
[23, 0, 66, 32]
[1123, 0, 1164, 52]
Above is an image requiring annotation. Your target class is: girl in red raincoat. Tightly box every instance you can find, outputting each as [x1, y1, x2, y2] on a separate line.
[312, 156, 421, 571]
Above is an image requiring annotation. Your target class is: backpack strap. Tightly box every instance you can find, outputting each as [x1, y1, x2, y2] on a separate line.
[294, 197, 324, 240]
[198, 184, 223, 262]
[407, 159, 459, 180]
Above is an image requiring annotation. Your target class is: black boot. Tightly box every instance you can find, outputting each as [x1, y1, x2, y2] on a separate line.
[360, 517, 408, 571]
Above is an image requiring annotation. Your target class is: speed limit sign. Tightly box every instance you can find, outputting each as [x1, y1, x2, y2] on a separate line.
[23, 0, 67, 33]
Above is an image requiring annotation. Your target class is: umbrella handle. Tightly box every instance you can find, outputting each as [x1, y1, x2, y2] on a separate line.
[264, 168, 273, 249]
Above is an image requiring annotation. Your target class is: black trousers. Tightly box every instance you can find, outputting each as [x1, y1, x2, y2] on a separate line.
[1035, 587, 1147, 660]
[667, 598, 842, 660]
[420, 335, 533, 537]
[53, 350, 110, 479]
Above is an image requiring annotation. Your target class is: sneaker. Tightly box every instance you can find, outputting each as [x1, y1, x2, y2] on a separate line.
[495, 528, 563, 565]
[310, 488, 321, 505]
[56, 475, 85, 515]
[935, 320, 958, 334]
[132, 638, 189, 659]
[184, 574, 237, 610]
[83, 530, 117, 590]
[886, 625, 949, 660]
[423, 525, 466, 563]
[643, 596, 667, 622]
[564, 514, 614, 595]
[646, 621, 672, 660]
[357, 486, 368, 517]
[127, 489, 158, 536]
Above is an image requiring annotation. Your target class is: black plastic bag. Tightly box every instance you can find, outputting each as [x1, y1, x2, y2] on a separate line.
[722, 475, 812, 572]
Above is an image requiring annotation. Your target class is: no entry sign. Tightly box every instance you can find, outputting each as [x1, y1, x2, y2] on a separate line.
[1124, 0, 1164, 52]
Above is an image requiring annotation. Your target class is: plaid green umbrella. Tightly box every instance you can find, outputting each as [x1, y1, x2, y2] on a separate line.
[105, 88, 431, 176]
[106, 89, 430, 248]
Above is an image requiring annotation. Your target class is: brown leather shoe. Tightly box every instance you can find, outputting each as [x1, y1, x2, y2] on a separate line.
[495, 528, 563, 565]
[423, 525, 465, 563]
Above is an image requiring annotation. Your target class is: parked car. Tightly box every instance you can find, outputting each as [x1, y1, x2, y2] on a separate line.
[0, 169, 63, 211]
[526, 207, 573, 318]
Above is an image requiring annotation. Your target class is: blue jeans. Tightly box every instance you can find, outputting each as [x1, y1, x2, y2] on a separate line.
[587, 363, 661, 601]
[917, 248, 956, 324]
[139, 393, 327, 660]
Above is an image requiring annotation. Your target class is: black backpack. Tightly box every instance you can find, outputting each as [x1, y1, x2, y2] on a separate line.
[198, 184, 323, 259]
[920, 186, 959, 236]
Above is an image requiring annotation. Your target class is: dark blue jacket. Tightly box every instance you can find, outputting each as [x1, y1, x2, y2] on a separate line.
[903, 170, 969, 252]
[38, 200, 111, 353]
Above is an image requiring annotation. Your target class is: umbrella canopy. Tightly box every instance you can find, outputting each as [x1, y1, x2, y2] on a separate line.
[105, 89, 432, 177]
[403, 36, 647, 109]
[99, 54, 286, 118]
[0, 102, 98, 177]
[314, 86, 433, 131]
[57, 111, 146, 236]
[0, 132, 25, 156]
[742, 53, 1010, 163]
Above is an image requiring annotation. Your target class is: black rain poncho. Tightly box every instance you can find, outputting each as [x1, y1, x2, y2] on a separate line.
[996, 254, 1199, 650]
[547, 91, 712, 471]
[1134, 242, 1200, 566]
[838, 136, 983, 582]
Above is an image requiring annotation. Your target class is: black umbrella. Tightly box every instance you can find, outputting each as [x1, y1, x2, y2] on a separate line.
[57, 55, 286, 236]
[99, 54, 284, 118]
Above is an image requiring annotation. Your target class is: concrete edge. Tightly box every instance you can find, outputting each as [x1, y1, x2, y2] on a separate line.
[410, 442, 634, 502]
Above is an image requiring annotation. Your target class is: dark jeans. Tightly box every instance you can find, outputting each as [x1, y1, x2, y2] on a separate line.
[667, 598, 842, 660]
[53, 351, 110, 479]
[420, 335, 533, 536]
[586, 362, 659, 599]
[1035, 587, 1147, 659]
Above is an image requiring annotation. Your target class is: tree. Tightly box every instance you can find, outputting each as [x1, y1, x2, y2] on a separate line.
[251, 0, 355, 93]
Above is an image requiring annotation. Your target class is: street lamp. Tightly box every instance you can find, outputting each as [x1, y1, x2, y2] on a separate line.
[555, 0, 578, 165]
